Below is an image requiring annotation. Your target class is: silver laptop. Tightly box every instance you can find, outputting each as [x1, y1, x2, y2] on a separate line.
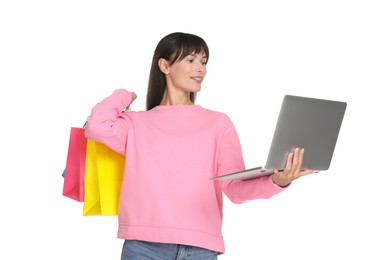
[211, 95, 347, 181]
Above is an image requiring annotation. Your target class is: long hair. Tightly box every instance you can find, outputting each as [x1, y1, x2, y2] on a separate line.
[146, 32, 209, 110]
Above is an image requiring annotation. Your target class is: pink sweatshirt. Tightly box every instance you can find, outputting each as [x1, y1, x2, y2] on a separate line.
[85, 89, 287, 254]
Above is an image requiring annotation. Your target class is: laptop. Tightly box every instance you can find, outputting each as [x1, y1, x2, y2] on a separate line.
[211, 94, 347, 181]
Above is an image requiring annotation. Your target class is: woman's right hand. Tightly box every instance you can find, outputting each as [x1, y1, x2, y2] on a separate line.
[130, 91, 137, 101]
[125, 91, 137, 112]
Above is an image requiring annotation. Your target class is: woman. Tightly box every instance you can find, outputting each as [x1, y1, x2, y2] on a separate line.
[85, 32, 313, 259]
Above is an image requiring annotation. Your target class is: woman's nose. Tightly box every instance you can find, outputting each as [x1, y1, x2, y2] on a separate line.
[196, 62, 206, 73]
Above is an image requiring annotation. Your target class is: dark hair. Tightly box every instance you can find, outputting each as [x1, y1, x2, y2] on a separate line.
[146, 32, 209, 110]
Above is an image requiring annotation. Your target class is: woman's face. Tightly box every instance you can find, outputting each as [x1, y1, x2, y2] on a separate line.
[166, 52, 208, 94]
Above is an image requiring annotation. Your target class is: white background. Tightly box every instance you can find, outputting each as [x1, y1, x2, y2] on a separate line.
[1, 0, 389, 259]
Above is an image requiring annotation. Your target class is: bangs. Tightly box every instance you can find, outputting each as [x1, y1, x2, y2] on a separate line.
[169, 34, 209, 64]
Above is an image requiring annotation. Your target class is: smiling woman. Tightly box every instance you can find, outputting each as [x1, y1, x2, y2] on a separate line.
[158, 52, 207, 105]
[1, 0, 388, 259]
[83, 32, 313, 260]
[146, 32, 210, 109]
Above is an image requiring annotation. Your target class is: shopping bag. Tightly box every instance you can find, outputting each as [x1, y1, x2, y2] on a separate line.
[83, 140, 125, 216]
[62, 127, 87, 202]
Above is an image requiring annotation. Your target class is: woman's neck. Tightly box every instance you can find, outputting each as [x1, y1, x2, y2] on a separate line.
[160, 90, 193, 106]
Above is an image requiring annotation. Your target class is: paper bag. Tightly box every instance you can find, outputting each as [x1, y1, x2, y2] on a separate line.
[62, 127, 87, 202]
[83, 140, 125, 216]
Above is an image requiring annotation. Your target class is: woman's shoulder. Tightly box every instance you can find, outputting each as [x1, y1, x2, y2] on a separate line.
[200, 105, 230, 117]
[199, 106, 235, 126]
[124, 105, 233, 125]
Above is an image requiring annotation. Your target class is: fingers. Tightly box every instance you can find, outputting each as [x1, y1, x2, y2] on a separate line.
[285, 148, 306, 178]
[284, 151, 293, 172]
[273, 148, 313, 187]
[125, 92, 138, 112]
[130, 91, 138, 101]
[294, 148, 305, 176]
[300, 169, 314, 177]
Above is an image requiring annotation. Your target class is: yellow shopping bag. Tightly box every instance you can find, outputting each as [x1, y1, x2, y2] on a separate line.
[83, 140, 125, 216]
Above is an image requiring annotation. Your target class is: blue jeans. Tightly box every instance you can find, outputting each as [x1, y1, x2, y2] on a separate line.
[121, 240, 218, 260]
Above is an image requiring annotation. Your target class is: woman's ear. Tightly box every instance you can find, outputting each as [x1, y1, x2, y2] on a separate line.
[158, 58, 170, 74]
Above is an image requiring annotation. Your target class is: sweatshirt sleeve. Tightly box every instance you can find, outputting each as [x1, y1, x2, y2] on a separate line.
[84, 89, 133, 155]
[216, 117, 288, 204]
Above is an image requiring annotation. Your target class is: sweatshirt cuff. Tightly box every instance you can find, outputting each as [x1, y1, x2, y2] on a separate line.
[112, 89, 133, 111]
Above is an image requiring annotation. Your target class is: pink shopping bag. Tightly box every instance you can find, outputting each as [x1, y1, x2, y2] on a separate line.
[62, 127, 87, 202]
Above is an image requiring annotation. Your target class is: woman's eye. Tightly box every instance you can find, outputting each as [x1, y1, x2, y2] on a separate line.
[188, 59, 194, 63]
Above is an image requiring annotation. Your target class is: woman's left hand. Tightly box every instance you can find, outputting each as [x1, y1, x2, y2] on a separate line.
[272, 148, 314, 187]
